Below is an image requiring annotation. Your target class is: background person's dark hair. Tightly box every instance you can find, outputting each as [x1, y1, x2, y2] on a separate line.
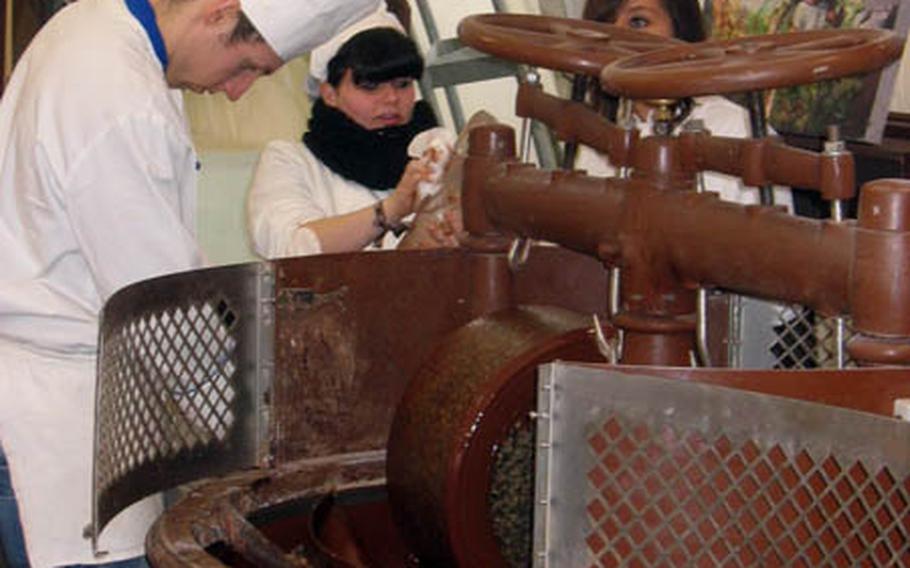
[581, 0, 704, 123]
[326, 27, 424, 88]
[582, 0, 707, 42]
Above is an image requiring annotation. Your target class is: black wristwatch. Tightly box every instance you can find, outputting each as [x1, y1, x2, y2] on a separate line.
[373, 200, 408, 247]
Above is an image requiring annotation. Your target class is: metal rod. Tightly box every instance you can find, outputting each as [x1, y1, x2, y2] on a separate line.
[835, 315, 846, 368]
[3, 0, 12, 89]
[519, 118, 532, 162]
[696, 288, 711, 367]
[561, 75, 589, 169]
[735, 91, 771, 368]
[746, 91, 775, 206]
[693, 163, 711, 367]
[519, 70, 541, 162]
[607, 267, 625, 363]
[412, 0, 466, 130]
[746, 91, 768, 137]
[608, 268, 620, 318]
[727, 295, 743, 368]
[825, 124, 848, 369]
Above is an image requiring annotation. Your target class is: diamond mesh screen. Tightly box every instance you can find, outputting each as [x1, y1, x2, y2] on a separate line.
[96, 300, 238, 488]
[770, 306, 856, 370]
[93, 263, 273, 541]
[585, 420, 909, 566]
[732, 298, 856, 370]
[534, 363, 910, 567]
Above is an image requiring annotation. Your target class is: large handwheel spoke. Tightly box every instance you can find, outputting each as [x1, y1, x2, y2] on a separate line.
[458, 13, 680, 77]
[601, 28, 904, 99]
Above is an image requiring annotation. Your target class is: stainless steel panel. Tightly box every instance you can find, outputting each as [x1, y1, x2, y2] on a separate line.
[534, 362, 910, 567]
[733, 296, 856, 370]
[92, 262, 274, 545]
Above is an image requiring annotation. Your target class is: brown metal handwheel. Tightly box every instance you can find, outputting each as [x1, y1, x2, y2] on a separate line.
[457, 13, 681, 77]
[600, 28, 905, 99]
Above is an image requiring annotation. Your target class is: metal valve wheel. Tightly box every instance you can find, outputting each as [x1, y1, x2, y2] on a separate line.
[457, 13, 681, 77]
[600, 27, 906, 99]
[459, 14, 904, 99]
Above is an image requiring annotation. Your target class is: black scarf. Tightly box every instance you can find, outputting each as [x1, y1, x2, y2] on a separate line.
[303, 99, 438, 190]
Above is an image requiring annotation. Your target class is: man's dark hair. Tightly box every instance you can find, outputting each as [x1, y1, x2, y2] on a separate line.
[326, 27, 424, 88]
[231, 11, 263, 43]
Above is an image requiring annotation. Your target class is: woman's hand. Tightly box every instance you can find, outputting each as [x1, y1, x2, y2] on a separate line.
[384, 158, 433, 224]
[298, 158, 432, 255]
[424, 207, 464, 247]
[395, 146, 469, 251]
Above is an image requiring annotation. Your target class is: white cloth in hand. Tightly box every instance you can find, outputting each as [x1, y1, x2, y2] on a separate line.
[408, 127, 457, 200]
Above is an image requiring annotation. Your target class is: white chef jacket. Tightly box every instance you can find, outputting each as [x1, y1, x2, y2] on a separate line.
[575, 95, 794, 210]
[0, 0, 201, 565]
[247, 140, 402, 258]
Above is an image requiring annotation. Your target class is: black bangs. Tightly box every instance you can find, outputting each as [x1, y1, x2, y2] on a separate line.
[326, 27, 425, 87]
[351, 49, 423, 86]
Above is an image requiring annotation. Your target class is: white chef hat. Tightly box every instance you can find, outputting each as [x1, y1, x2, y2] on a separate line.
[304, 4, 406, 98]
[239, 0, 382, 62]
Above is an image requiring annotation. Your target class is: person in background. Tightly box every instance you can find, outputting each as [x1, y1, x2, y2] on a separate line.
[0, 0, 380, 566]
[583, 0, 704, 41]
[858, 0, 898, 29]
[247, 8, 458, 258]
[576, 0, 793, 210]
[793, 0, 828, 30]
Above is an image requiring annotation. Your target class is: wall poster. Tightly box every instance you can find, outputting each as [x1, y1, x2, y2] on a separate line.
[705, 0, 909, 142]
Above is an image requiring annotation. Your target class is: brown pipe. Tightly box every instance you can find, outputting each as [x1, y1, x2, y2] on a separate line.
[848, 180, 910, 365]
[629, 133, 697, 192]
[471, 163, 854, 314]
[515, 83, 637, 169]
[482, 170, 859, 364]
[515, 85, 856, 200]
[818, 148, 856, 201]
[687, 133, 856, 200]
[469, 253, 514, 319]
[461, 124, 518, 253]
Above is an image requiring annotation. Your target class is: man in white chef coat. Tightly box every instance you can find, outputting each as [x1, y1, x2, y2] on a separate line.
[0, 0, 379, 566]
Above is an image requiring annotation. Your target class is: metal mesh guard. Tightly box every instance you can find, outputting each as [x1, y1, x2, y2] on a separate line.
[93, 262, 274, 543]
[730, 297, 856, 370]
[534, 363, 910, 567]
[753, 301, 855, 369]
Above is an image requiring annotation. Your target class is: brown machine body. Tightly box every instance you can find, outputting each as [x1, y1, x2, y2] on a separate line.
[267, 248, 606, 465]
[384, 126, 910, 565]
[145, 247, 610, 567]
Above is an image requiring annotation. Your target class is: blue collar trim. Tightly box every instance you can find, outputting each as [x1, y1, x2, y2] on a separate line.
[125, 0, 168, 70]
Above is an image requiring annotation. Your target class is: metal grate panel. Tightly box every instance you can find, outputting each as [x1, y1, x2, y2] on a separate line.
[92, 262, 274, 545]
[732, 297, 856, 370]
[534, 363, 910, 567]
[770, 306, 856, 370]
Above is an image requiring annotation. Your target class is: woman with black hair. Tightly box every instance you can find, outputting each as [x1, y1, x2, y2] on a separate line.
[577, 0, 792, 209]
[583, 0, 706, 42]
[247, 10, 444, 258]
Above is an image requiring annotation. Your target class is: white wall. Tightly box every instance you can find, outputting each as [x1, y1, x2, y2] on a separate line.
[408, 0, 564, 158]
[196, 151, 259, 265]
[891, 37, 910, 113]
